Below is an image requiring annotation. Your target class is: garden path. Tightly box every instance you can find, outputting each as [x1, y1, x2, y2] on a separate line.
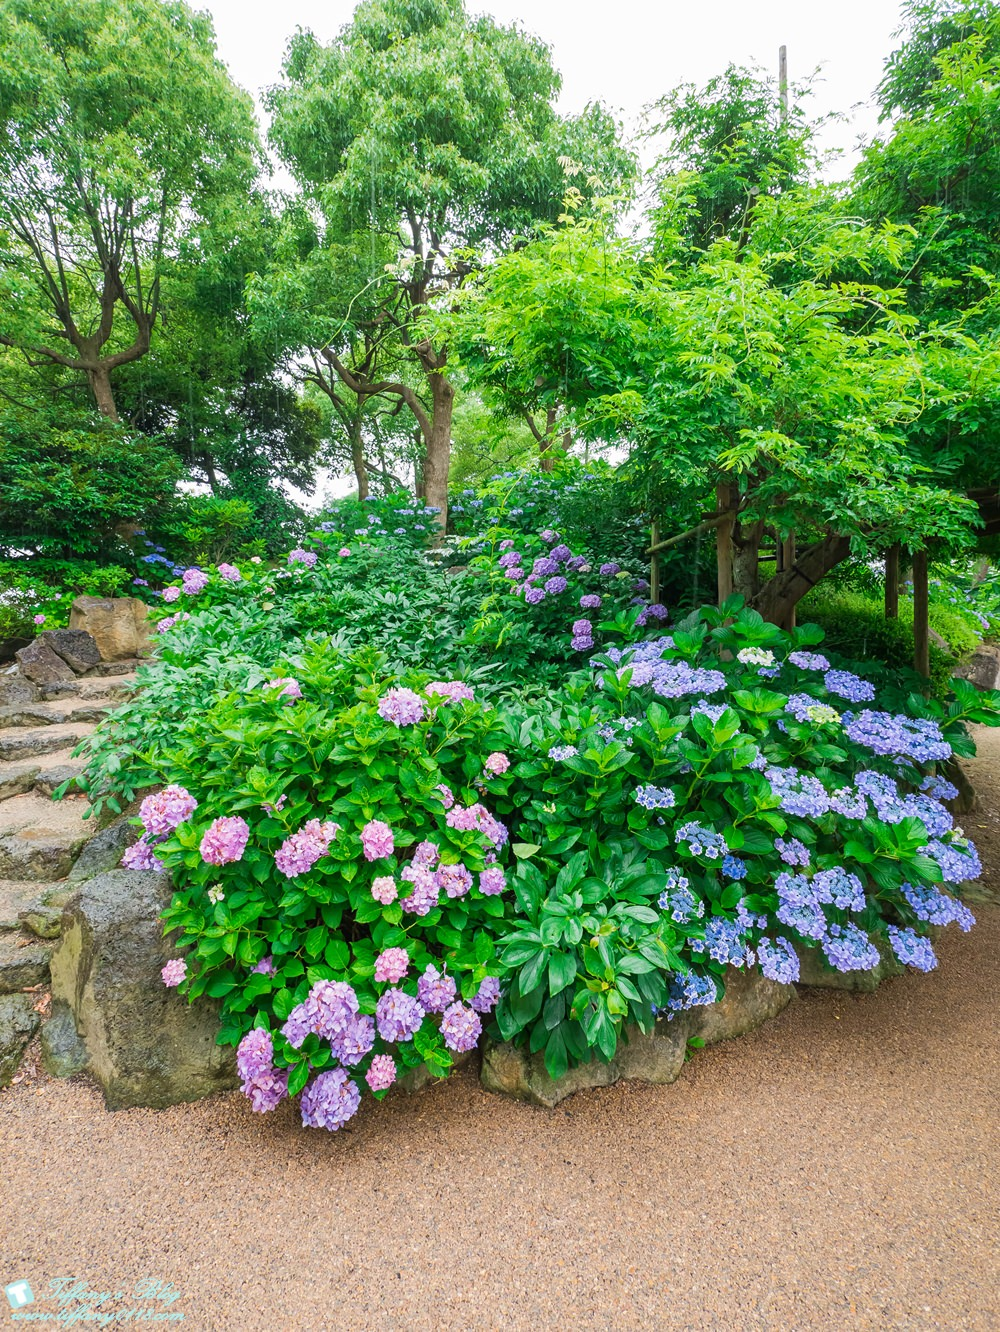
[0, 729, 997, 1332]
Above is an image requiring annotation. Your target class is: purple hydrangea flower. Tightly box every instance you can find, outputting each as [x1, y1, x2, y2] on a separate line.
[439, 1001, 482, 1052]
[182, 568, 209, 594]
[162, 586, 181, 604]
[330, 1013, 376, 1066]
[886, 925, 937, 971]
[479, 866, 505, 896]
[217, 563, 241, 582]
[580, 594, 601, 610]
[417, 965, 458, 1013]
[267, 676, 302, 700]
[756, 936, 800, 984]
[251, 956, 277, 976]
[288, 548, 318, 568]
[775, 837, 810, 868]
[121, 835, 165, 874]
[788, 651, 829, 671]
[599, 562, 620, 576]
[437, 862, 473, 899]
[470, 976, 502, 1013]
[550, 544, 572, 563]
[375, 988, 426, 1042]
[822, 924, 881, 972]
[399, 864, 439, 916]
[824, 670, 875, 703]
[524, 587, 545, 605]
[425, 680, 475, 703]
[300, 1068, 360, 1131]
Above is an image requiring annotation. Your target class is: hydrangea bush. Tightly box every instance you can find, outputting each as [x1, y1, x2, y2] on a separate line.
[135, 649, 514, 1130]
[483, 601, 997, 1079]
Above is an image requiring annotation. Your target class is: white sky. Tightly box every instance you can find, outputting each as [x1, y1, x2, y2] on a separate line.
[199, 0, 908, 505]
[202, 0, 907, 180]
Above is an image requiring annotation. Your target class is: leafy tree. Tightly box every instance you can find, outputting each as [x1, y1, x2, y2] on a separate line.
[266, 0, 633, 526]
[0, 0, 260, 420]
[450, 194, 987, 624]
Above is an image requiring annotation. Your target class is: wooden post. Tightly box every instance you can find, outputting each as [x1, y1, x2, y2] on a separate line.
[885, 544, 900, 619]
[912, 548, 929, 679]
[716, 485, 734, 606]
[650, 520, 660, 607]
[779, 46, 788, 124]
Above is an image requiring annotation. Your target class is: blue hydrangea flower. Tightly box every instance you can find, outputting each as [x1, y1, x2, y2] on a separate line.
[886, 925, 937, 971]
[757, 936, 800, 984]
[676, 821, 728, 860]
[722, 855, 747, 880]
[822, 924, 881, 972]
[824, 670, 876, 703]
[634, 784, 676, 810]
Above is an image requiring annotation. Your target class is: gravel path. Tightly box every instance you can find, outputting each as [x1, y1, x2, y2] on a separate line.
[2, 738, 999, 1331]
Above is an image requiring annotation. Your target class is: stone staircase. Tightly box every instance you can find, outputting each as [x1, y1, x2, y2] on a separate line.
[0, 661, 139, 1085]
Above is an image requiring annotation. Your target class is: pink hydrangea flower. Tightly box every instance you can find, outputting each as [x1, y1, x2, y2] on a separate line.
[366, 1054, 397, 1091]
[361, 819, 394, 861]
[157, 615, 177, 632]
[140, 784, 198, 837]
[338, 547, 351, 557]
[484, 752, 510, 775]
[274, 819, 339, 877]
[377, 687, 425, 726]
[439, 1001, 482, 1053]
[251, 956, 277, 976]
[161, 586, 181, 603]
[161, 958, 187, 987]
[33, 613, 46, 625]
[371, 874, 398, 904]
[435, 784, 455, 810]
[374, 947, 410, 983]
[267, 677, 302, 700]
[121, 836, 165, 874]
[200, 816, 250, 866]
[399, 864, 439, 916]
[425, 680, 475, 703]
[217, 563, 241, 582]
[250, 556, 262, 564]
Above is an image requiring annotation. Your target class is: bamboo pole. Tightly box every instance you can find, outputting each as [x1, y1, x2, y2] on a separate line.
[646, 512, 727, 557]
[650, 520, 660, 606]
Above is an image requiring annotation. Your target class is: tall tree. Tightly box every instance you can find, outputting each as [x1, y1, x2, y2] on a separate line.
[0, 0, 260, 420]
[266, 0, 632, 527]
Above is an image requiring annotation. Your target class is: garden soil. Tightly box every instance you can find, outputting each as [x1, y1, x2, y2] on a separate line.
[2, 735, 998, 1332]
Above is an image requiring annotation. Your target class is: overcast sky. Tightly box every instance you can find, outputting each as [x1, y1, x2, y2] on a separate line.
[203, 0, 907, 179]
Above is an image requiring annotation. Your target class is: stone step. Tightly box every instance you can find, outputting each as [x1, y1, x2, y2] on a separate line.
[0, 748, 85, 803]
[0, 700, 112, 729]
[0, 721, 96, 763]
[0, 930, 52, 993]
[0, 793, 93, 882]
[0, 879, 71, 937]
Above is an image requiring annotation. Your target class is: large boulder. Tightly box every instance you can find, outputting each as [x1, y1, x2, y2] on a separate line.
[38, 629, 101, 674]
[954, 645, 1000, 692]
[14, 640, 76, 686]
[68, 597, 151, 662]
[481, 966, 795, 1108]
[0, 932, 51, 993]
[0, 994, 40, 1087]
[48, 869, 237, 1109]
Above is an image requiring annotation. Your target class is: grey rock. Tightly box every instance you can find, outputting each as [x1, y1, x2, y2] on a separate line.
[34, 766, 84, 799]
[96, 659, 142, 676]
[795, 937, 904, 992]
[0, 993, 40, 1087]
[944, 758, 977, 816]
[40, 1002, 88, 1078]
[68, 597, 151, 662]
[690, 966, 795, 1045]
[38, 629, 101, 674]
[67, 817, 137, 883]
[954, 644, 1000, 692]
[0, 829, 87, 882]
[38, 681, 79, 700]
[0, 671, 40, 706]
[0, 933, 51, 992]
[49, 869, 237, 1110]
[481, 1015, 692, 1109]
[0, 762, 41, 802]
[0, 704, 59, 728]
[0, 730, 76, 762]
[14, 639, 76, 685]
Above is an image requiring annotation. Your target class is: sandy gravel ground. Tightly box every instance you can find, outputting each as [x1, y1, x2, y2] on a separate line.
[2, 738, 999, 1332]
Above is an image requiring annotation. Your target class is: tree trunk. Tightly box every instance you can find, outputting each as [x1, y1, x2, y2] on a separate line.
[732, 518, 766, 602]
[751, 533, 852, 625]
[885, 544, 900, 619]
[715, 485, 735, 605]
[422, 373, 454, 532]
[912, 548, 930, 679]
[86, 364, 118, 421]
[351, 419, 369, 501]
[202, 454, 220, 494]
